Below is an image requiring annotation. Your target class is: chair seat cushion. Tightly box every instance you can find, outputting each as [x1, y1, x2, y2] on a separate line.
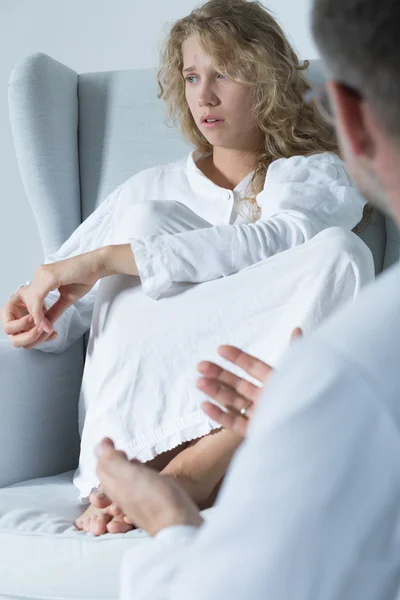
[0, 471, 154, 600]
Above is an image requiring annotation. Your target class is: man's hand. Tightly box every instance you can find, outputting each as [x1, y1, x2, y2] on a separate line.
[95, 438, 204, 536]
[197, 328, 302, 437]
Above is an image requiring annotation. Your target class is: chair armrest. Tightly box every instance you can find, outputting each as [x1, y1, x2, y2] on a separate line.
[0, 340, 83, 487]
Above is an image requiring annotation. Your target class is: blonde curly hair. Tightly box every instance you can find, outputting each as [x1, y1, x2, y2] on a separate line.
[157, 0, 341, 220]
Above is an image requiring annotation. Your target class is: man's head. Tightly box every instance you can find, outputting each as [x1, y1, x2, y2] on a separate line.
[312, 0, 400, 223]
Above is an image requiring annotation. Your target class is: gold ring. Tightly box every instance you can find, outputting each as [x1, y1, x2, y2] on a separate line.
[239, 401, 252, 418]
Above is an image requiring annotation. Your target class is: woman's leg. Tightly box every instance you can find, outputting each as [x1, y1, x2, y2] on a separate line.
[77, 226, 374, 535]
[76, 202, 212, 535]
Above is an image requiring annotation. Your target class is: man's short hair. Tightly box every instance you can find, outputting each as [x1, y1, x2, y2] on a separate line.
[312, 0, 400, 137]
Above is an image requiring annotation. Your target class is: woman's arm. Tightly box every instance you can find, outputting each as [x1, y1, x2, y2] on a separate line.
[125, 154, 367, 299]
[159, 428, 243, 507]
[3, 186, 122, 352]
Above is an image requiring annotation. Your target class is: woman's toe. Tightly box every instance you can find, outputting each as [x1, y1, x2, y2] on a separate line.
[90, 513, 112, 536]
[89, 487, 111, 509]
[106, 516, 134, 534]
[80, 518, 91, 532]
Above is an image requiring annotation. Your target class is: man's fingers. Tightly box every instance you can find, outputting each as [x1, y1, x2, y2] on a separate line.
[196, 376, 255, 418]
[291, 327, 303, 341]
[123, 515, 133, 525]
[217, 346, 272, 383]
[3, 314, 34, 335]
[201, 401, 248, 437]
[197, 361, 261, 402]
[106, 503, 123, 517]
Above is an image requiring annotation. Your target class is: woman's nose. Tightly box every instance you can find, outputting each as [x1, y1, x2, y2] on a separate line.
[198, 84, 218, 107]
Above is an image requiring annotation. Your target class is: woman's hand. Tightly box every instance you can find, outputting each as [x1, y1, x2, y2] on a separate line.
[25, 244, 139, 333]
[22, 251, 104, 333]
[95, 438, 203, 536]
[2, 244, 138, 347]
[1, 288, 58, 349]
[197, 328, 302, 437]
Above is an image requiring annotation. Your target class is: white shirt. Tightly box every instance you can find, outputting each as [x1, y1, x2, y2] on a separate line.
[120, 261, 400, 600]
[37, 150, 366, 353]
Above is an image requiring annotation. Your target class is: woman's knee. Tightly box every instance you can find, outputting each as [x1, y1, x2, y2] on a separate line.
[314, 227, 366, 257]
[312, 227, 375, 279]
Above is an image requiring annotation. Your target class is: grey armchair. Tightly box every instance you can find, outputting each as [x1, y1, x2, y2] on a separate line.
[2, 53, 191, 490]
[0, 53, 399, 599]
[3, 54, 399, 489]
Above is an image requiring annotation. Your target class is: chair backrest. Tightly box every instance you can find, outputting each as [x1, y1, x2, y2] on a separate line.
[8, 53, 400, 272]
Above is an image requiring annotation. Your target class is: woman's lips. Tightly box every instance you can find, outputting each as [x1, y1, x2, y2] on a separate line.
[201, 119, 225, 129]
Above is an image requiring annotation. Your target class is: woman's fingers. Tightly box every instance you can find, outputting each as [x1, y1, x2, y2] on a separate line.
[217, 345, 273, 384]
[24, 330, 58, 350]
[20, 275, 54, 333]
[4, 295, 58, 349]
[3, 313, 34, 335]
[31, 299, 53, 333]
[28, 290, 46, 330]
[201, 401, 248, 437]
[8, 325, 44, 349]
[197, 361, 261, 402]
[15, 286, 51, 334]
[1, 298, 24, 331]
[45, 295, 73, 325]
[9, 326, 57, 349]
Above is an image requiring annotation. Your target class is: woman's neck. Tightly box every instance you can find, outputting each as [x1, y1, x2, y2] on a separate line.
[197, 147, 258, 190]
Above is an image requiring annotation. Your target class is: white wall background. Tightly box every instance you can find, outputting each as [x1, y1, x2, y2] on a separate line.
[0, 0, 319, 328]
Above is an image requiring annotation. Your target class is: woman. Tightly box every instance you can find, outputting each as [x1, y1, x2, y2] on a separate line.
[1, 0, 371, 536]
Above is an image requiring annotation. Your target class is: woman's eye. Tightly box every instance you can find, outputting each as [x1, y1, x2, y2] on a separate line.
[185, 76, 198, 84]
[217, 74, 226, 80]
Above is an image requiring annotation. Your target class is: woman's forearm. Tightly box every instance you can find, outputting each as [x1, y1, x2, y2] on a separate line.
[98, 244, 139, 278]
[160, 429, 243, 505]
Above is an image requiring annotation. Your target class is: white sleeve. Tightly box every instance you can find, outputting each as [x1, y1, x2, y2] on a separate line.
[130, 154, 366, 300]
[121, 338, 399, 599]
[120, 526, 199, 600]
[33, 184, 124, 353]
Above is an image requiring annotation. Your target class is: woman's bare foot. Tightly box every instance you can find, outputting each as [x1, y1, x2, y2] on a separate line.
[75, 490, 133, 535]
[75, 445, 189, 535]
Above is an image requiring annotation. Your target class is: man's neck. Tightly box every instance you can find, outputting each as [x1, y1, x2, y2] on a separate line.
[198, 147, 258, 190]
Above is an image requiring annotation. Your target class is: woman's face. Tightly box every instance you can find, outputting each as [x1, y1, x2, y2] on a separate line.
[182, 34, 262, 151]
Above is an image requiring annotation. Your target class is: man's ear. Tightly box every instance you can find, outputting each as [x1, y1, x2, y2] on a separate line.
[327, 81, 375, 159]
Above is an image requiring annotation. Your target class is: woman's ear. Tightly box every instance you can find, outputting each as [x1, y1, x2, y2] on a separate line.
[327, 81, 376, 160]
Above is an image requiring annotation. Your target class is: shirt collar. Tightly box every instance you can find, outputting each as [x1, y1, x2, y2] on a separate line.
[187, 150, 254, 197]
